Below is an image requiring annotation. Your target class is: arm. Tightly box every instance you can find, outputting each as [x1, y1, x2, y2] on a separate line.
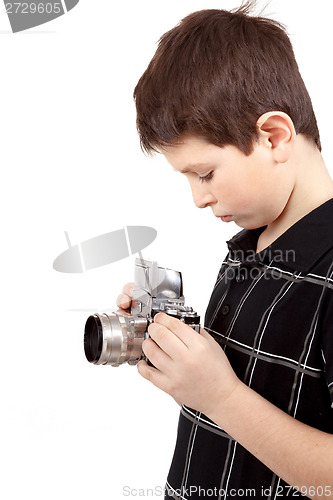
[210, 381, 333, 499]
[138, 313, 333, 499]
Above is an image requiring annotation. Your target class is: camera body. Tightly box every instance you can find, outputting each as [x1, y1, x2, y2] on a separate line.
[84, 258, 200, 367]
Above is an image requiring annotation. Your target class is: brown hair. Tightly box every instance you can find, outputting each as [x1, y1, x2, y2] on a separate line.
[133, 1, 321, 155]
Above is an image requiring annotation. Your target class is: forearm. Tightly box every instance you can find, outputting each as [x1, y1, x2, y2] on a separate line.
[208, 382, 333, 499]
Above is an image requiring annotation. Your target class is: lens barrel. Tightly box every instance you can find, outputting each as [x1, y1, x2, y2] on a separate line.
[84, 312, 148, 366]
[84, 315, 103, 363]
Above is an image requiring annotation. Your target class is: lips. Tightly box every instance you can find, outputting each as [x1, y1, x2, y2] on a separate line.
[219, 215, 233, 222]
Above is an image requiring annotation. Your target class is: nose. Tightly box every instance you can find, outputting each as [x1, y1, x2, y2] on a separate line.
[190, 183, 215, 209]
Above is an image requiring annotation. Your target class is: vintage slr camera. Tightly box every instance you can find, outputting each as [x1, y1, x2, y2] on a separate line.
[84, 258, 200, 367]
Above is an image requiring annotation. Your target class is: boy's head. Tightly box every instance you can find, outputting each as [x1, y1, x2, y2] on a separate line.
[133, 2, 321, 157]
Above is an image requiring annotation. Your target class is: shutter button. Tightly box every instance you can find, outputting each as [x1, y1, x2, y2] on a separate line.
[222, 305, 230, 316]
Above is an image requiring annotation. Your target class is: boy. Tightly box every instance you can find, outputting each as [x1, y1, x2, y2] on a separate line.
[117, 2, 333, 498]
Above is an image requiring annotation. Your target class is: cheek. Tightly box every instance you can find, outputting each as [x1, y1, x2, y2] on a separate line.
[223, 177, 257, 208]
[214, 174, 243, 200]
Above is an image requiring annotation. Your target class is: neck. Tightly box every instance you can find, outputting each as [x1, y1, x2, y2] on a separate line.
[256, 136, 333, 253]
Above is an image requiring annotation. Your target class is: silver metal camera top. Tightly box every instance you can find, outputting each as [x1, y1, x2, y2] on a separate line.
[131, 258, 185, 317]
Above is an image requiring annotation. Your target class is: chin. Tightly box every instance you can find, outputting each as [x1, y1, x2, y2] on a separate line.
[235, 219, 264, 230]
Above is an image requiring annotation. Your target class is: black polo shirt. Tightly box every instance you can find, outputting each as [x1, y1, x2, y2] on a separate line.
[165, 198, 333, 500]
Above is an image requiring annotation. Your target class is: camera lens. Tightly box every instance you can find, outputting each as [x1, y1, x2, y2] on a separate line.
[84, 312, 148, 366]
[84, 315, 103, 363]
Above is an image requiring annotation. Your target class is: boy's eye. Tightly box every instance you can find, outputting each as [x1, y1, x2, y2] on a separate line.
[199, 172, 214, 183]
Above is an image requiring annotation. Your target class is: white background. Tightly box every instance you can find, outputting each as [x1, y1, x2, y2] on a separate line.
[0, 1, 332, 498]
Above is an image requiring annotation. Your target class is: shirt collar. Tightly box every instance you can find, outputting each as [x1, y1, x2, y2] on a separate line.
[226, 198, 333, 273]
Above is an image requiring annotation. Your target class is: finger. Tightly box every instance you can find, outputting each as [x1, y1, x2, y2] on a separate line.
[154, 313, 197, 348]
[137, 359, 171, 394]
[142, 337, 172, 372]
[116, 292, 131, 309]
[148, 322, 187, 360]
[122, 282, 135, 297]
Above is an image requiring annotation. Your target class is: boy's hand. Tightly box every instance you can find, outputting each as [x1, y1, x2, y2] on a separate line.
[116, 282, 135, 312]
[116, 286, 183, 407]
[137, 312, 241, 416]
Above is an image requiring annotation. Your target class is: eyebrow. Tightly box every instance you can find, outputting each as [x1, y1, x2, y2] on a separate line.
[174, 163, 210, 174]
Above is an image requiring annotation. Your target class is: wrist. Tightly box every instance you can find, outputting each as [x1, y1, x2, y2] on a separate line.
[206, 380, 249, 430]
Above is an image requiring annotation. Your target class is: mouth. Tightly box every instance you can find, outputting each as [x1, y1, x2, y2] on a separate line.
[216, 215, 233, 223]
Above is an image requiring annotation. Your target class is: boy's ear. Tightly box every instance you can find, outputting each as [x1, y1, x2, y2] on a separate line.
[256, 112, 296, 163]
